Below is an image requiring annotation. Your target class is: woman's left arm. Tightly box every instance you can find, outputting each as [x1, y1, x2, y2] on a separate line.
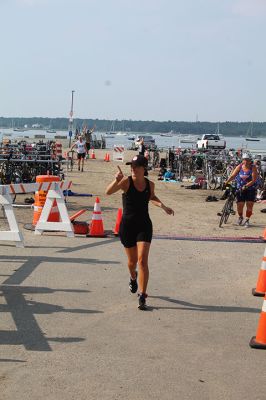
[249, 166, 258, 188]
[149, 181, 174, 215]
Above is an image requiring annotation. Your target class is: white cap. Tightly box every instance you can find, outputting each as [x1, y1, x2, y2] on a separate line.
[242, 153, 251, 160]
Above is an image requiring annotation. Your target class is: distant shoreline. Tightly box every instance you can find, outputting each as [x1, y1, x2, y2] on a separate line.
[1, 117, 266, 138]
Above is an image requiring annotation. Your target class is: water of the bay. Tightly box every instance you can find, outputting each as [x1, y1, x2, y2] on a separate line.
[0, 128, 265, 152]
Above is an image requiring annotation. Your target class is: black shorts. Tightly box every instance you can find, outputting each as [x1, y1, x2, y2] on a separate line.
[236, 188, 256, 203]
[119, 218, 153, 248]
[77, 153, 86, 159]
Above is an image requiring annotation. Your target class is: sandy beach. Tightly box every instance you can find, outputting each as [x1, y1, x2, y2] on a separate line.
[1, 148, 266, 400]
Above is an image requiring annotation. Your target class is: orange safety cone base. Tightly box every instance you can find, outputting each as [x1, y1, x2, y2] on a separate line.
[249, 336, 266, 349]
[252, 288, 265, 297]
[87, 233, 107, 238]
[89, 197, 106, 237]
[87, 221, 106, 237]
[252, 269, 266, 296]
[89, 219, 106, 237]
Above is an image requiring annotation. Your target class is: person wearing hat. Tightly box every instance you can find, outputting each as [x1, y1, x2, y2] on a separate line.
[225, 153, 258, 227]
[106, 155, 174, 310]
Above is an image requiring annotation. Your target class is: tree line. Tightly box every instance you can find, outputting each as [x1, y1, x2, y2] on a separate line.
[0, 117, 265, 137]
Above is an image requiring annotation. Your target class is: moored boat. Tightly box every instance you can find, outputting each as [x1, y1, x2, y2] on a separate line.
[127, 135, 136, 140]
[160, 133, 173, 137]
[105, 132, 115, 138]
[245, 122, 260, 142]
[179, 135, 197, 143]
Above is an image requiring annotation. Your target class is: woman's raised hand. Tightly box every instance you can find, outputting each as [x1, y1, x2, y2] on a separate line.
[115, 165, 124, 182]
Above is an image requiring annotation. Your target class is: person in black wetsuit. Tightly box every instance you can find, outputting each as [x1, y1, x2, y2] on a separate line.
[106, 155, 174, 310]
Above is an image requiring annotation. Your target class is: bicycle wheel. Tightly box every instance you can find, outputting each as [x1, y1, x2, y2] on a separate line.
[219, 198, 231, 227]
[224, 197, 234, 223]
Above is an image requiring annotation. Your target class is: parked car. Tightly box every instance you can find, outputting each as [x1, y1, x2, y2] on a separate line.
[196, 134, 226, 150]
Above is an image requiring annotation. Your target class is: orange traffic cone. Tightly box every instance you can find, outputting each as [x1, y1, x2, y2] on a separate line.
[252, 247, 266, 297]
[113, 208, 122, 236]
[89, 197, 105, 237]
[263, 227, 266, 241]
[91, 149, 96, 159]
[104, 153, 107, 161]
[106, 153, 110, 162]
[250, 295, 266, 349]
[48, 200, 60, 222]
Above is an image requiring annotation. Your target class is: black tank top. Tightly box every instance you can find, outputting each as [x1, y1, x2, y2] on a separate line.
[122, 176, 151, 220]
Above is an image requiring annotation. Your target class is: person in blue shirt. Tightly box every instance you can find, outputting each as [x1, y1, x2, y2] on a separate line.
[225, 153, 258, 227]
[164, 168, 176, 181]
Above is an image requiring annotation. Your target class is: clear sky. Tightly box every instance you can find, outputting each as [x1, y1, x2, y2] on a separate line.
[0, 0, 266, 122]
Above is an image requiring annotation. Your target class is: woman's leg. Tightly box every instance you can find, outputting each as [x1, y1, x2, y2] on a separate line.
[246, 201, 254, 219]
[137, 241, 151, 294]
[81, 156, 85, 170]
[237, 201, 244, 217]
[124, 246, 138, 280]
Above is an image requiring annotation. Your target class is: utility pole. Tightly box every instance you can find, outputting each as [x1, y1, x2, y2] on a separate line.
[68, 90, 75, 148]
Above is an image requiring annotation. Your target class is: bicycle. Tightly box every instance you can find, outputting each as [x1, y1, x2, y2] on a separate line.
[66, 150, 75, 172]
[219, 185, 238, 227]
[151, 148, 160, 169]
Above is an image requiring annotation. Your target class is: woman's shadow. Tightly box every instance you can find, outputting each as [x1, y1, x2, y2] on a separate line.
[148, 295, 259, 313]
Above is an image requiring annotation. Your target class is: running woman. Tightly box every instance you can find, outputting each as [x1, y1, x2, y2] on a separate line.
[225, 153, 258, 227]
[70, 135, 86, 172]
[106, 155, 174, 310]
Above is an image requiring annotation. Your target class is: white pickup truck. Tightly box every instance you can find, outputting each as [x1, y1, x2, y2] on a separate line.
[196, 134, 226, 150]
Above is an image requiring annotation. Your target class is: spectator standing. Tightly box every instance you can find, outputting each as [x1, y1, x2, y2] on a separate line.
[138, 138, 146, 156]
[70, 135, 86, 172]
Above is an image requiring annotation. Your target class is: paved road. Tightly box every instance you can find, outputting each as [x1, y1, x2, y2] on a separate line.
[0, 233, 266, 399]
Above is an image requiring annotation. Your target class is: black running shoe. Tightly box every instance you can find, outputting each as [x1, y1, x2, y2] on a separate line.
[129, 272, 138, 293]
[138, 293, 147, 310]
